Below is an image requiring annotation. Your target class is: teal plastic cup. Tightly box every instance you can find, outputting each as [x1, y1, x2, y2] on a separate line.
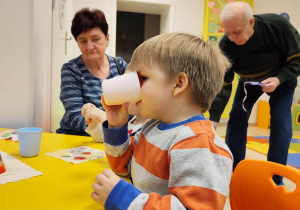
[17, 127, 42, 157]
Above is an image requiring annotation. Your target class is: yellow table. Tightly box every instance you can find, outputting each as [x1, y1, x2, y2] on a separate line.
[0, 128, 123, 210]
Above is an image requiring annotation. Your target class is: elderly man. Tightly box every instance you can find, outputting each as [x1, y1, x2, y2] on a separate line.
[209, 2, 300, 185]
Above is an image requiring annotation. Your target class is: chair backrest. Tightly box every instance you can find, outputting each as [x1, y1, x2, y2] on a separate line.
[230, 159, 300, 210]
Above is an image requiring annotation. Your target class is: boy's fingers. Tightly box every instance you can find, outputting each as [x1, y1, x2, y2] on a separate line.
[101, 96, 107, 107]
[96, 173, 108, 184]
[102, 169, 114, 178]
[92, 182, 102, 191]
[123, 102, 129, 108]
[91, 191, 101, 202]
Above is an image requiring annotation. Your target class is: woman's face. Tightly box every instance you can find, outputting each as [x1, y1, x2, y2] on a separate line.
[77, 27, 109, 61]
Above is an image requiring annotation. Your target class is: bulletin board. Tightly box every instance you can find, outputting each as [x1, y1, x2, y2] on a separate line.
[203, 0, 254, 120]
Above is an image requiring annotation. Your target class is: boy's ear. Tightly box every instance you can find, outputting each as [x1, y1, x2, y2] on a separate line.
[173, 72, 189, 96]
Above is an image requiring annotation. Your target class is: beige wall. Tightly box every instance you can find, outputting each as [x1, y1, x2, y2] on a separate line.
[254, 0, 300, 31]
[0, 0, 52, 130]
[0, 0, 31, 129]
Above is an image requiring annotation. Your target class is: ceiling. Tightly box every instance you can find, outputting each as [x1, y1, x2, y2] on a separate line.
[117, 1, 170, 15]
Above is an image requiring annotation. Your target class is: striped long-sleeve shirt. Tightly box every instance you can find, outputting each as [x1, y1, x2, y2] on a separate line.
[57, 55, 127, 135]
[103, 115, 233, 210]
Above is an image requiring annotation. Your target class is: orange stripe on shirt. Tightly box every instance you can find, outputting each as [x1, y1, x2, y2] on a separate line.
[144, 193, 171, 210]
[172, 135, 232, 159]
[105, 148, 133, 174]
[133, 134, 170, 180]
[186, 120, 215, 137]
[170, 185, 227, 210]
[130, 136, 136, 150]
[179, 121, 232, 159]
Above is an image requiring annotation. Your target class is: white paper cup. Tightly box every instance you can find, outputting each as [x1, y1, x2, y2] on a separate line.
[17, 127, 42, 157]
[102, 71, 141, 105]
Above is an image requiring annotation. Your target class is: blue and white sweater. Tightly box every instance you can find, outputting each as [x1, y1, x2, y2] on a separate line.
[57, 55, 127, 135]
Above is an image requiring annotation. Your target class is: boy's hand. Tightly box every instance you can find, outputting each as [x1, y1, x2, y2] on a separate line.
[91, 169, 121, 207]
[101, 96, 129, 128]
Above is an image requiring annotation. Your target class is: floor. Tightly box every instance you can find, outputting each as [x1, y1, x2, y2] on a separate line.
[215, 124, 300, 210]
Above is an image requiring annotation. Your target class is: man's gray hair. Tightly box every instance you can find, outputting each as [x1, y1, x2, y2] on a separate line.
[220, 2, 253, 25]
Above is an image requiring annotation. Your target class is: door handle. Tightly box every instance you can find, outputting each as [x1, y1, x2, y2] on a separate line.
[65, 31, 72, 55]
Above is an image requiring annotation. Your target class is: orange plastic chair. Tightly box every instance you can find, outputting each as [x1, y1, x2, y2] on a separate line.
[230, 159, 300, 210]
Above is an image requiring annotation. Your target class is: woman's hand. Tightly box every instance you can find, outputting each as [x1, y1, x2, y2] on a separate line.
[101, 96, 129, 128]
[82, 103, 96, 118]
[82, 103, 107, 129]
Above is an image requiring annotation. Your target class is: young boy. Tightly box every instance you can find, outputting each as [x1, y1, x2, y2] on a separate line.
[91, 32, 233, 209]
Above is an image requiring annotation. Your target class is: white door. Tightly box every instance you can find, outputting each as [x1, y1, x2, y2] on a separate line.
[51, 0, 74, 132]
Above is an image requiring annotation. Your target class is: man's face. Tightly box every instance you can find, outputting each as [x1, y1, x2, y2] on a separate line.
[222, 17, 254, 45]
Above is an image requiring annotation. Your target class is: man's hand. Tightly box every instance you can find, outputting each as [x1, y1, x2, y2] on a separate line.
[212, 121, 218, 130]
[91, 169, 121, 207]
[261, 77, 280, 93]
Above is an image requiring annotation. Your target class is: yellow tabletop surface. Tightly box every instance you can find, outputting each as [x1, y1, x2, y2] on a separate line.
[0, 128, 126, 210]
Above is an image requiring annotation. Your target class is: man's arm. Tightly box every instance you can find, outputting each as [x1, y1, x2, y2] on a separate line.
[276, 18, 300, 83]
[209, 36, 235, 125]
[209, 83, 233, 123]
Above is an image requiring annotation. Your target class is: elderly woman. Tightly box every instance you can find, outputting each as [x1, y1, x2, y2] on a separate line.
[56, 8, 127, 136]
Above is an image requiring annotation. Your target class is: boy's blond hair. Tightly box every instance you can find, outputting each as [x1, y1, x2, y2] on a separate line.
[128, 32, 231, 112]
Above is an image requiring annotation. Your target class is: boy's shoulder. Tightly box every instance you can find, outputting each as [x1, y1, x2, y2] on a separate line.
[176, 120, 232, 158]
[140, 118, 213, 136]
[140, 119, 231, 158]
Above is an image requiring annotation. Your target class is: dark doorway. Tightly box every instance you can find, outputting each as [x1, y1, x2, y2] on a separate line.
[116, 11, 160, 63]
